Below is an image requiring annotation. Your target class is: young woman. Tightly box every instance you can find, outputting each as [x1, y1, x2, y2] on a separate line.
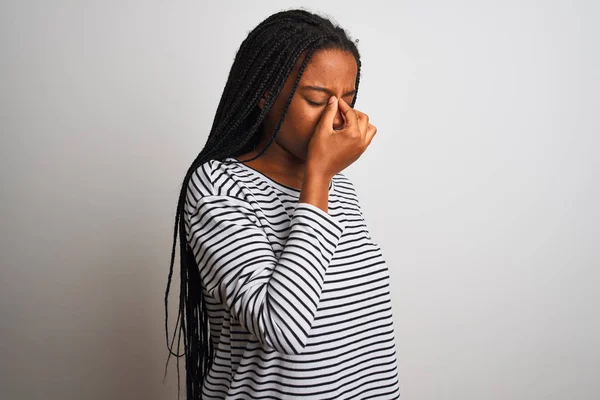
[164, 9, 401, 399]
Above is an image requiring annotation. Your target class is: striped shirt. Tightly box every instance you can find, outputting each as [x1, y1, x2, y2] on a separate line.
[183, 156, 401, 399]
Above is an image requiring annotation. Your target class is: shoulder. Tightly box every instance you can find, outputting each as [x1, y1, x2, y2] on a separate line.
[186, 158, 245, 195]
[184, 158, 253, 212]
[183, 159, 265, 231]
[333, 172, 361, 205]
[185, 159, 218, 201]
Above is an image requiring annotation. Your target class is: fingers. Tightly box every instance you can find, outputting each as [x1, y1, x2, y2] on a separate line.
[331, 98, 375, 147]
[355, 110, 369, 138]
[365, 123, 377, 146]
[337, 97, 359, 131]
[316, 96, 340, 132]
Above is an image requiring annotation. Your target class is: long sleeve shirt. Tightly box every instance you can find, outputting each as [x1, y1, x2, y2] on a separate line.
[183, 156, 401, 399]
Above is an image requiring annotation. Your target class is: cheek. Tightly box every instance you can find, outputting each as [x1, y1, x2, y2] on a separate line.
[283, 102, 319, 134]
[275, 114, 313, 154]
[296, 112, 321, 144]
[275, 98, 323, 148]
[296, 104, 323, 131]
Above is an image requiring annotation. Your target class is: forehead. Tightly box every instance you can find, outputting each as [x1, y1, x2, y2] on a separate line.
[296, 49, 357, 86]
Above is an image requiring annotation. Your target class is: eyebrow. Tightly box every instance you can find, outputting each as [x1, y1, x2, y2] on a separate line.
[299, 85, 356, 97]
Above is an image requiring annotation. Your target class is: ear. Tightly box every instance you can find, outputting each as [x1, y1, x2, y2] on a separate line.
[258, 90, 269, 110]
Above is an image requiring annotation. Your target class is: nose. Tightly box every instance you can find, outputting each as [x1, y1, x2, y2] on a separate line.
[332, 109, 344, 130]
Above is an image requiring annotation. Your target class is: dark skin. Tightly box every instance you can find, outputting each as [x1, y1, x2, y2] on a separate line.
[236, 49, 359, 190]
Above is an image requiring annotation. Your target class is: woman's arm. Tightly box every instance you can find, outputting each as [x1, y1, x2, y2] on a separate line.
[186, 191, 345, 355]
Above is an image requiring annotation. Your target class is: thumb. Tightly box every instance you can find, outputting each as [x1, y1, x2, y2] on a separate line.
[316, 95, 339, 131]
[337, 97, 358, 130]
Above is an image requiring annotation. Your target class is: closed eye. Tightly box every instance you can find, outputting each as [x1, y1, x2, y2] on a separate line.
[306, 97, 354, 107]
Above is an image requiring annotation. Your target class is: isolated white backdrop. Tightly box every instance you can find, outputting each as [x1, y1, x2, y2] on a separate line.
[1, 1, 598, 399]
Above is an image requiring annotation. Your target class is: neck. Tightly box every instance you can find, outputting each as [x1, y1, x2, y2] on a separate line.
[238, 135, 307, 185]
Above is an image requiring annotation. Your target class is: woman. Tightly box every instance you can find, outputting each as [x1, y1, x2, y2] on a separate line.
[165, 9, 401, 399]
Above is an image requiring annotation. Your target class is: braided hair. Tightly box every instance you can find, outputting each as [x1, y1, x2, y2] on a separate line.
[164, 8, 362, 399]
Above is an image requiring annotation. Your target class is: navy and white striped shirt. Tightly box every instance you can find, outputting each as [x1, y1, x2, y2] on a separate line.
[183, 157, 401, 399]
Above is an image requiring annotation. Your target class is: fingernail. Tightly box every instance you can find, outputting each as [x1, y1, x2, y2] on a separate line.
[328, 96, 337, 104]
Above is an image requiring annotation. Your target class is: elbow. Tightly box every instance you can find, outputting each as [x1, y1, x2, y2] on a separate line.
[266, 321, 312, 355]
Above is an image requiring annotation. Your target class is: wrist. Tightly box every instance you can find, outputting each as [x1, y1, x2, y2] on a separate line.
[303, 172, 332, 188]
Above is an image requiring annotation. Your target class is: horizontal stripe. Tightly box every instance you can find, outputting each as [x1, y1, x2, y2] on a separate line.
[184, 158, 401, 399]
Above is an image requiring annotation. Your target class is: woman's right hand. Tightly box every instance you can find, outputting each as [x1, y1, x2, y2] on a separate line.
[306, 96, 377, 179]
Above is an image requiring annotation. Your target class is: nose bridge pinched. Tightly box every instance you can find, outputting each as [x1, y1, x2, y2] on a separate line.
[332, 108, 344, 130]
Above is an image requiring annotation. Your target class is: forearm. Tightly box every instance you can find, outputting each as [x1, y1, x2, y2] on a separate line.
[211, 202, 345, 354]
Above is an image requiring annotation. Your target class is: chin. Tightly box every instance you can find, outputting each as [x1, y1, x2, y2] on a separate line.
[298, 144, 311, 162]
[287, 147, 308, 163]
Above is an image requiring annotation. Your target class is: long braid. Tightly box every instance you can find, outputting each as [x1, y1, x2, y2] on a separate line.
[219, 34, 325, 160]
[210, 28, 307, 153]
[163, 9, 362, 399]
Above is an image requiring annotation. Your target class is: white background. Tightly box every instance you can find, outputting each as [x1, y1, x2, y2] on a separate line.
[1, 1, 598, 399]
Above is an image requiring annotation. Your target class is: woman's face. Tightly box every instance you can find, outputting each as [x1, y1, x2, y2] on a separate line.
[257, 48, 358, 162]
